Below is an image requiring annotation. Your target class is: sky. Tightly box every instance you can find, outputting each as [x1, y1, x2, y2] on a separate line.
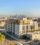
[0, 0, 40, 17]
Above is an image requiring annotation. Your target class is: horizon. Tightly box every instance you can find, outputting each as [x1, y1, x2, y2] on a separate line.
[0, 0, 40, 17]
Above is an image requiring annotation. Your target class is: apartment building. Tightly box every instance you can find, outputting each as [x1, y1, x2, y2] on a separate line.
[15, 18, 35, 36]
[5, 18, 32, 35]
[5, 19, 15, 34]
[5, 17, 38, 36]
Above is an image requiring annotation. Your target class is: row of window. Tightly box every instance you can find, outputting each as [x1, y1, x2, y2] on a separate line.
[22, 25, 34, 32]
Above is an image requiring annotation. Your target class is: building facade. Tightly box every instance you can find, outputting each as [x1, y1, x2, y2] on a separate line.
[15, 18, 36, 36]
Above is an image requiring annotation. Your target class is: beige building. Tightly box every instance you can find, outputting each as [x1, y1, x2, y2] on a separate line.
[0, 17, 7, 31]
[15, 18, 35, 36]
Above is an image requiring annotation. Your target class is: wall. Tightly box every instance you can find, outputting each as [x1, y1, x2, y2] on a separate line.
[15, 24, 19, 35]
[34, 21, 38, 30]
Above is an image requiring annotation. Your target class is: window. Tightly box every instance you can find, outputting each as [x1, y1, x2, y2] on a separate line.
[26, 26, 28, 32]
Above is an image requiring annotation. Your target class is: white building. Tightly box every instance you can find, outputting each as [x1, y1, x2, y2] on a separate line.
[15, 18, 34, 36]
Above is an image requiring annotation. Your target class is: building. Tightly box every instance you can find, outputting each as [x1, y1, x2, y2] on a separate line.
[15, 18, 35, 36]
[5, 17, 38, 36]
[32, 32, 40, 40]
[0, 16, 39, 41]
[0, 17, 7, 31]
[0, 16, 38, 38]
[5, 18, 34, 36]
[5, 19, 15, 34]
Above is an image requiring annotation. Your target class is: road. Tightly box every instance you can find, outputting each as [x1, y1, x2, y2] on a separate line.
[0, 31, 33, 45]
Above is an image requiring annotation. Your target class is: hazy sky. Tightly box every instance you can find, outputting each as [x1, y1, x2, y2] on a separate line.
[0, 0, 40, 17]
